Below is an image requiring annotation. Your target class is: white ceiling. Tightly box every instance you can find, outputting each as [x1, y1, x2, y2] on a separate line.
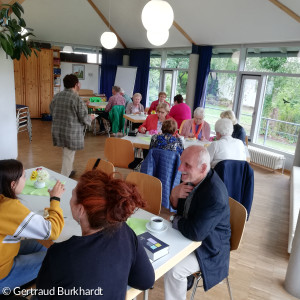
[21, 0, 300, 49]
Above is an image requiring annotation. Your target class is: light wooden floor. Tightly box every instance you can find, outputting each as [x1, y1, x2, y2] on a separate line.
[17, 120, 297, 300]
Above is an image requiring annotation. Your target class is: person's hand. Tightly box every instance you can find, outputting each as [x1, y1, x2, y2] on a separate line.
[188, 132, 194, 138]
[49, 180, 65, 199]
[86, 100, 90, 106]
[90, 114, 96, 120]
[140, 126, 147, 133]
[174, 132, 180, 138]
[170, 182, 194, 208]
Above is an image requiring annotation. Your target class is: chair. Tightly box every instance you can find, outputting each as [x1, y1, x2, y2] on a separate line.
[179, 119, 187, 135]
[109, 105, 125, 134]
[104, 138, 143, 170]
[84, 158, 115, 175]
[126, 172, 162, 215]
[214, 160, 254, 219]
[190, 197, 247, 300]
[140, 149, 181, 212]
[16, 104, 32, 142]
[245, 135, 249, 146]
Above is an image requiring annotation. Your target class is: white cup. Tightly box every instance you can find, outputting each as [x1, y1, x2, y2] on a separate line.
[150, 216, 164, 230]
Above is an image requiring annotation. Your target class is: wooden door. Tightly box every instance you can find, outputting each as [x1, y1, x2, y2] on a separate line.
[24, 54, 39, 117]
[39, 49, 53, 114]
[13, 56, 26, 105]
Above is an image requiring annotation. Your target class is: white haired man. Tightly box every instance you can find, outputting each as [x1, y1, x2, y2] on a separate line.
[164, 146, 231, 300]
[208, 118, 246, 168]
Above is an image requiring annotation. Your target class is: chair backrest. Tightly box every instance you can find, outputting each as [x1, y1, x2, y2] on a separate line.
[179, 119, 187, 135]
[229, 197, 247, 251]
[104, 138, 135, 168]
[245, 135, 249, 146]
[126, 172, 162, 215]
[84, 158, 115, 175]
[109, 105, 125, 133]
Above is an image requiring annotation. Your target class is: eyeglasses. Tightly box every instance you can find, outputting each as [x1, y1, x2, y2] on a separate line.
[157, 111, 166, 114]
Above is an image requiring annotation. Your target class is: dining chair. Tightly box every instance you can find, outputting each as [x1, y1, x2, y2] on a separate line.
[126, 172, 162, 215]
[16, 104, 32, 142]
[84, 158, 115, 175]
[190, 197, 247, 300]
[245, 135, 249, 146]
[179, 119, 187, 135]
[104, 138, 143, 170]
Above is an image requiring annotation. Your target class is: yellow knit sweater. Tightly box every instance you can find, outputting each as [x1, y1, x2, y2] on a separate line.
[0, 195, 64, 279]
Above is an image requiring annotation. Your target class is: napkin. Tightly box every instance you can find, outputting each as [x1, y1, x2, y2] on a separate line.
[126, 217, 148, 235]
[21, 179, 56, 196]
[140, 136, 152, 142]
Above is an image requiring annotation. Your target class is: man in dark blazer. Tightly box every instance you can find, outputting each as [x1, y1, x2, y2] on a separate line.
[164, 145, 231, 300]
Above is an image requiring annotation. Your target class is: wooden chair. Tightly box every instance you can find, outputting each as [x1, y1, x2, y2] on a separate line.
[126, 172, 162, 215]
[104, 138, 142, 170]
[245, 135, 249, 146]
[179, 119, 187, 135]
[84, 158, 115, 175]
[190, 197, 247, 300]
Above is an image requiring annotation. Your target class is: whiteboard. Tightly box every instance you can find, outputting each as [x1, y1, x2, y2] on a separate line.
[114, 66, 137, 97]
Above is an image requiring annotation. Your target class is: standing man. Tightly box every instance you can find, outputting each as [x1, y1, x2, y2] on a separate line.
[50, 74, 95, 177]
[164, 146, 231, 300]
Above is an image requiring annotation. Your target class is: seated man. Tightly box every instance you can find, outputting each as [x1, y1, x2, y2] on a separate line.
[207, 118, 246, 168]
[164, 146, 231, 300]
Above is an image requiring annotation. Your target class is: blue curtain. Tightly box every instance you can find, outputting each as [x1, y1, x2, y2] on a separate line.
[129, 49, 150, 107]
[193, 46, 212, 110]
[100, 48, 124, 98]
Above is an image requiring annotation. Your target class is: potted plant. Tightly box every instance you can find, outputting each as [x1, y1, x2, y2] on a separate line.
[0, 1, 39, 60]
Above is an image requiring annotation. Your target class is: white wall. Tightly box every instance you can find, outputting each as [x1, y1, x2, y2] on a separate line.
[0, 49, 18, 159]
[61, 62, 99, 93]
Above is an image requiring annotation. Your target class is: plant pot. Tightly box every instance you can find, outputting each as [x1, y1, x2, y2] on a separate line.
[34, 181, 45, 189]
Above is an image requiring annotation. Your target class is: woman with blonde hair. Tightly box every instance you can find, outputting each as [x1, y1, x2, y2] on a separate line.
[36, 170, 155, 299]
[180, 107, 210, 140]
[220, 110, 246, 144]
[139, 102, 172, 134]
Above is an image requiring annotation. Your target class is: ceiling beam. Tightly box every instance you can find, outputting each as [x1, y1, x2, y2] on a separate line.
[173, 21, 195, 45]
[267, 0, 300, 23]
[87, 0, 127, 49]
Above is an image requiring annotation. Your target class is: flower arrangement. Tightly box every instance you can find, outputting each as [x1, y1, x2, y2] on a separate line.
[209, 136, 217, 142]
[30, 168, 49, 188]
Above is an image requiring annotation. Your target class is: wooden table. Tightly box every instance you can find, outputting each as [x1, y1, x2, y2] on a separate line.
[19, 167, 201, 300]
[123, 114, 147, 131]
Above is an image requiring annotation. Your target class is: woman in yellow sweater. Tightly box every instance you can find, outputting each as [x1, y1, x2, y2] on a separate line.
[0, 159, 65, 293]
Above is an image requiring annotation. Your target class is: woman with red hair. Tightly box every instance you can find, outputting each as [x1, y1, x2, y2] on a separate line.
[36, 170, 155, 299]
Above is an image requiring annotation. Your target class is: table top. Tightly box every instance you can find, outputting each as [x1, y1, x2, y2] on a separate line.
[19, 167, 201, 300]
[123, 114, 147, 123]
[87, 102, 108, 109]
[122, 133, 210, 150]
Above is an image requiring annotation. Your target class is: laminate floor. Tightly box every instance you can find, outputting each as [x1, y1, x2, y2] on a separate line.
[17, 120, 297, 300]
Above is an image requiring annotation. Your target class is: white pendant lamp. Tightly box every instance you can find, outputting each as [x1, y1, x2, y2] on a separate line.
[142, 0, 174, 31]
[100, 31, 117, 49]
[147, 29, 169, 46]
[100, 0, 117, 49]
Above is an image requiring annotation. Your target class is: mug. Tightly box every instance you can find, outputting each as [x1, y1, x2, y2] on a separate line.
[150, 216, 164, 230]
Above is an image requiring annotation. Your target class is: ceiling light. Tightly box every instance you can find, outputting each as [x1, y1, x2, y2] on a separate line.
[147, 29, 169, 46]
[100, 32, 117, 49]
[231, 50, 240, 64]
[142, 0, 174, 31]
[62, 46, 73, 53]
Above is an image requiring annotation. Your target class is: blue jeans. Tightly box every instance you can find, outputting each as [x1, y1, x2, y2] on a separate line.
[0, 239, 47, 293]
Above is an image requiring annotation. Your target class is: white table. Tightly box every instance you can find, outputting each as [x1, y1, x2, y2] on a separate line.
[19, 167, 201, 300]
[122, 133, 210, 150]
[124, 114, 147, 132]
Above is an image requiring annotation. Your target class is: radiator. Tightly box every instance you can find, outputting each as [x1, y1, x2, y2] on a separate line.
[248, 145, 286, 172]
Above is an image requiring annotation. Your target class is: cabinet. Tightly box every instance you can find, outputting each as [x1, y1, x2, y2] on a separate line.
[14, 49, 53, 118]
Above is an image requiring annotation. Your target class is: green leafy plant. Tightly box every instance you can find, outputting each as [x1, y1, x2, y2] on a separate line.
[0, 2, 39, 60]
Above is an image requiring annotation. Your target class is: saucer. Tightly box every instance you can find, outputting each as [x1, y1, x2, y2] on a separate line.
[146, 221, 168, 233]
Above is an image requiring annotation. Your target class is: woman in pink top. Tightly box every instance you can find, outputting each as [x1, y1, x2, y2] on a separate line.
[180, 107, 211, 141]
[169, 94, 191, 128]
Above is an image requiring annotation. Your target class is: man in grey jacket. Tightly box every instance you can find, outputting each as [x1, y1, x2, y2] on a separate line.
[50, 74, 95, 177]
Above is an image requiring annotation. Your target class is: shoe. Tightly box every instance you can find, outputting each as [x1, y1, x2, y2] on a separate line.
[187, 274, 195, 291]
[69, 170, 76, 178]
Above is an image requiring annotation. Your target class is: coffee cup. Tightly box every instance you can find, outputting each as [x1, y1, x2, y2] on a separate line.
[150, 216, 164, 230]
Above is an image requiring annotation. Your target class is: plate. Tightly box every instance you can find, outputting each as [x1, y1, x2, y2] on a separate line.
[146, 221, 168, 233]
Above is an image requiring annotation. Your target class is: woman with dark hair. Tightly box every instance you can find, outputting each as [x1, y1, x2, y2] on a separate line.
[36, 170, 155, 299]
[0, 159, 65, 293]
[168, 94, 191, 128]
[150, 119, 184, 155]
